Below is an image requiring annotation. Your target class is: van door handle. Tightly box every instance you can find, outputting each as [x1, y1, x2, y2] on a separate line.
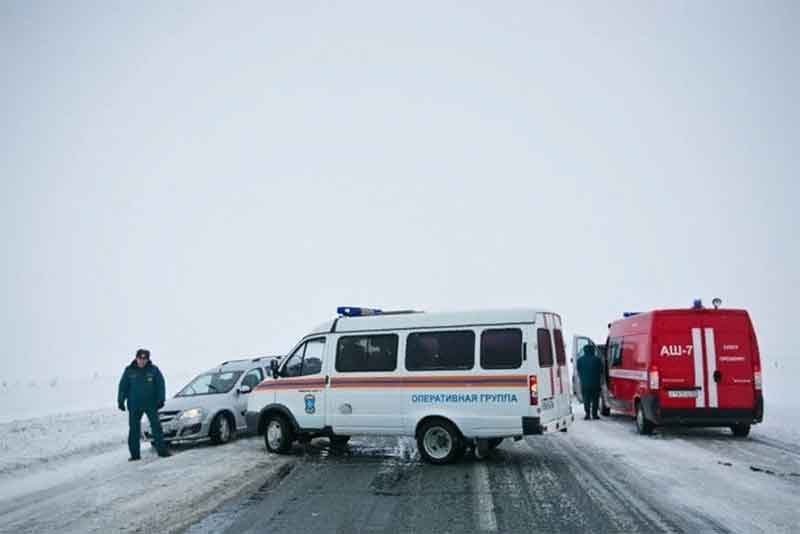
[325, 375, 330, 385]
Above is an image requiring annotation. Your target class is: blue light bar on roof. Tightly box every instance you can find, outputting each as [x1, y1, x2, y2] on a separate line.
[623, 312, 641, 318]
[337, 306, 383, 317]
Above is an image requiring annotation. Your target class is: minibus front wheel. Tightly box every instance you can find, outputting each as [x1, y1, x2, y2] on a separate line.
[265, 414, 293, 454]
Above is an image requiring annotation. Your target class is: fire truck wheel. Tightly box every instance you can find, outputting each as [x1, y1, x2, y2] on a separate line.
[731, 423, 751, 437]
[600, 397, 611, 417]
[635, 402, 654, 435]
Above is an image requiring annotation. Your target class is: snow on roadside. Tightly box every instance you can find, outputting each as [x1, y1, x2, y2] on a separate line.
[565, 408, 800, 534]
[0, 409, 127, 478]
[0, 431, 290, 534]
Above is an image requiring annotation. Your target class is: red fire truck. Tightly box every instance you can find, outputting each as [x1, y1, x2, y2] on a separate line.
[574, 299, 763, 436]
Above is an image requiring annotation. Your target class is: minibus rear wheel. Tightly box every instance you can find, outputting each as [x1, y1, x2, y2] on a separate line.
[417, 419, 464, 464]
[330, 435, 350, 449]
[635, 401, 654, 435]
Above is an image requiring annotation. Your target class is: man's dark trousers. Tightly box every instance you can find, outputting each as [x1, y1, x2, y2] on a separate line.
[582, 387, 600, 418]
[128, 407, 166, 458]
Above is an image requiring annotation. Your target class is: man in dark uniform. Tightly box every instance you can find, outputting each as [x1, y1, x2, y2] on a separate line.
[117, 348, 171, 460]
[577, 344, 603, 420]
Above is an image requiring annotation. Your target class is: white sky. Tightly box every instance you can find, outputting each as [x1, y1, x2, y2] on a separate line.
[1, 1, 797, 384]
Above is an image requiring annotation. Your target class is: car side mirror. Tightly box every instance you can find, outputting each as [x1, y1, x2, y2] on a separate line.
[239, 385, 252, 395]
[270, 359, 279, 379]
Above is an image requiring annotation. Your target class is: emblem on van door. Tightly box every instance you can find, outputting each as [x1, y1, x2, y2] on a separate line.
[304, 394, 316, 414]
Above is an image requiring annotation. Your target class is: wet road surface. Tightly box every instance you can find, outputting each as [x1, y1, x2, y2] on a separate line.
[185, 430, 756, 534]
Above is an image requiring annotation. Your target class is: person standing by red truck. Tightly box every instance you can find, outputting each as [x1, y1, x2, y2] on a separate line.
[577, 345, 603, 420]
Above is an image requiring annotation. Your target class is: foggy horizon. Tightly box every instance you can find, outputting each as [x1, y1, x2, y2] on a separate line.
[2, 2, 797, 384]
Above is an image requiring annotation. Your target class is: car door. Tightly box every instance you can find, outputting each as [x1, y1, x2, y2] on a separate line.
[276, 337, 328, 430]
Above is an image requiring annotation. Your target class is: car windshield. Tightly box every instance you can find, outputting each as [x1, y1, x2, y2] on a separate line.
[177, 371, 243, 396]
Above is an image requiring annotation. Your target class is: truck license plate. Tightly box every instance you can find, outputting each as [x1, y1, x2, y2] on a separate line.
[667, 390, 698, 398]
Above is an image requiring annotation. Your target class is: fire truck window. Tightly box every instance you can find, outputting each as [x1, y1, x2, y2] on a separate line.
[609, 340, 622, 367]
[537, 328, 554, 368]
[480, 329, 522, 369]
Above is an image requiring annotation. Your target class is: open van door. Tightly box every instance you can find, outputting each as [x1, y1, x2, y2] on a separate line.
[572, 336, 596, 403]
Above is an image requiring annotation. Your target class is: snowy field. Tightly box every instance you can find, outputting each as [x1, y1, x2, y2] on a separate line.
[0, 359, 797, 533]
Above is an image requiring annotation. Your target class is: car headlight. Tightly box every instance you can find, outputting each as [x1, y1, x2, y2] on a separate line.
[179, 408, 205, 421]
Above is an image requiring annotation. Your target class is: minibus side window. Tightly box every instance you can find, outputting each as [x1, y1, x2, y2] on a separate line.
[282, 338, 326, 377]
[282, 344, 305, 377]
[406, 331, 475, 371]
[336, 334, 398, 372]
[553, 329, 567, 366]
[480, 329, 522, 369]
[537, 328, 554, 368]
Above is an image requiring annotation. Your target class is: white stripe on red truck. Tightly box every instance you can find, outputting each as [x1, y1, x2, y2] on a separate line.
[691, 328, 706, 408]
[704, 328, 719, 408]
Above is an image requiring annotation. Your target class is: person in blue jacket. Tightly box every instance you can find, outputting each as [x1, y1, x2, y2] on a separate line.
[117, 348, 171, 460]
[577, 344, 603, 420]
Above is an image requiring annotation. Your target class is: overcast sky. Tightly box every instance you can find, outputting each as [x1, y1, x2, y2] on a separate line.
[1, 1, 797, 385]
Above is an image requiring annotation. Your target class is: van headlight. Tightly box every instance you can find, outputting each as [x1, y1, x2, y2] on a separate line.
[179, 408, 205, 421]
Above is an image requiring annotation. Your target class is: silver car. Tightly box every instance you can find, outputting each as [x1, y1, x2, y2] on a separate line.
[144, 356, 280, 445]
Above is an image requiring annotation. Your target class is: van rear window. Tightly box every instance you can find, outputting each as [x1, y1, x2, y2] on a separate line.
[537, 328, 554, 368]
[336, 334, 398, 372]
[480, 329, 522, 369]
[406, 331, 475, 371]
[553, 329, 567, 366]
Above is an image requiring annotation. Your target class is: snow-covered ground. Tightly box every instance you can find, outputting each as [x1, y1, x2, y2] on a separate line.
[0, 363, 797, 533]
[0, 371, 292, 534]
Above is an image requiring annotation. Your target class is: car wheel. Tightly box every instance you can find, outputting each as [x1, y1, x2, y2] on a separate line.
[731, 423, 751, 437]
[265, 414, 293, 454]
[600, 397, 611, 417]
[417, 419, 463, 465]
[635, 402, 654, 435]
[209, 413, 233, 445]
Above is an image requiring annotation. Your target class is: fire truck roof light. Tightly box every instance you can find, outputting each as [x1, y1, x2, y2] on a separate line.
[693, 299, 704, 309]
[623, 312, 641, 318]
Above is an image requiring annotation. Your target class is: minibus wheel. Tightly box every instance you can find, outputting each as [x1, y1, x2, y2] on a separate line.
[635, 402, 654, 435]
[265, 414, 293, 453]
[330, 435, 350, 449]
[417, 419, 463, 464]
[731, 423, 751, 437]
[488, 437, 504, 450]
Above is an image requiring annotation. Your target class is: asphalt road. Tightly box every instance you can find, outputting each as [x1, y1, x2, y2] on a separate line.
[185, 422, 784, 534]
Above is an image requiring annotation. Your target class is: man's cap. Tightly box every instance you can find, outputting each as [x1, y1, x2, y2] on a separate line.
[135, 348, 151, 359]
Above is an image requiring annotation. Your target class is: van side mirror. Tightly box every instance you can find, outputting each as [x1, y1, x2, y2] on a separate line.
[270, 359, 279, 379]
[238, 385, 252, 394]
